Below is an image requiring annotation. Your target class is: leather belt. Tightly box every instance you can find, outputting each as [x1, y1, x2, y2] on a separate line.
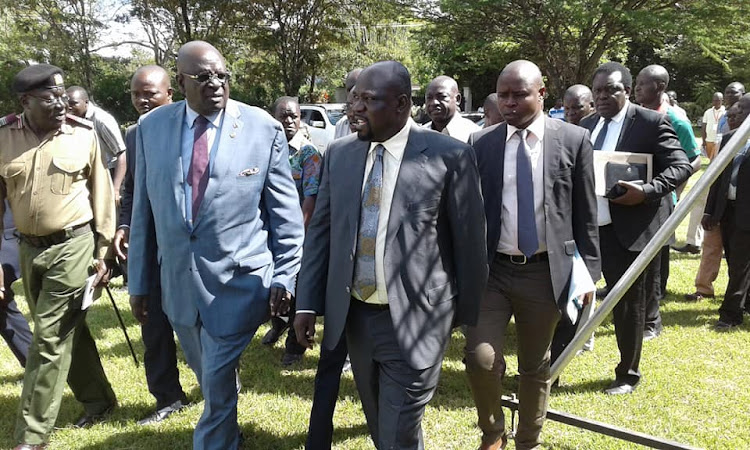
[496, 251, 548, 265]
[350, 297, 389, 311]
[20, 222, 92, 248]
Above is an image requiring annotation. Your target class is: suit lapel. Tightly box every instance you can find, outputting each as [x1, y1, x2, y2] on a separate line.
[193, 101, 243, 228]
[342, 138, 369, 254]
[167, 103, 189, 226]
[491, 124, 507, 223]
[543, 117, 561, 210]
[386, 126, 428, 251]
[616, 104, 636, 150]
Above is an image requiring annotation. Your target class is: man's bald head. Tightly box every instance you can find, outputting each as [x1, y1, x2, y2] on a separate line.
[725, 82, 746, 107]
[640, 65, 670, 86]
[131, 65, 173, 115]
[176, 40, 229, 115]
[563, 84, 594, 125]
[483, 93, 502, 127]
[635, 64, 670, 109]
[496, 60, 545, 129]
[65, 85, 89, 117]
[344, 69, 362, 92]
[712, 91, 724, 108]
[351, 60, 412, 141]
[426, 75, 461, 131]
[736, 93, 750, 120]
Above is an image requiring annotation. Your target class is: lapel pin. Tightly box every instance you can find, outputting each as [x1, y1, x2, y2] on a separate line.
[239, 167, 260, 176]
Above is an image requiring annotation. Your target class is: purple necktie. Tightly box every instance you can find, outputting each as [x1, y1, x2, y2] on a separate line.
[188, 115, 209, 219]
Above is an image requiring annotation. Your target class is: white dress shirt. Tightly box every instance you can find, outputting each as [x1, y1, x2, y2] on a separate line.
[496, 113, 547, 255]
[181, 104, 224, 224]
[590, 100, 629, 226]
[423, 114, 480, 143]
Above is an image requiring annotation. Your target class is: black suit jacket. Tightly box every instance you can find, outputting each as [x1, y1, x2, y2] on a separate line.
[118, 124, 136, 227]
[704, 131, 750, 231]
[579, 103, 693, 251]
[470, 117, 600, 309]
[297, 125, 488, 370]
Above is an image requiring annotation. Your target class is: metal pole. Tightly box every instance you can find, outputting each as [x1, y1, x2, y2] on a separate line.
[551, 115, 750, 380]
[105, 286, 140, 367]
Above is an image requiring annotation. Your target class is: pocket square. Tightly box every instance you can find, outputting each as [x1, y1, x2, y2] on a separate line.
[239, 167, 260, 176]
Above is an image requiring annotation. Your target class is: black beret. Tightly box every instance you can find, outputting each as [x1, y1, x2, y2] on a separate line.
[12, 64, 65, 93]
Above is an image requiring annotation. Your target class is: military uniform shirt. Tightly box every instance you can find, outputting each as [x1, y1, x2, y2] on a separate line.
[0, 114, 115, 259]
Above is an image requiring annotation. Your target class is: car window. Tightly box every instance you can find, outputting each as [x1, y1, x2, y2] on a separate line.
[304, 110, 325, 127]
[326, 110, 344, 125]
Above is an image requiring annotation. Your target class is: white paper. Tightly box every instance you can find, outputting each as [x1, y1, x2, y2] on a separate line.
[566, 248, 596, 324]
[81, 274, 98, 310]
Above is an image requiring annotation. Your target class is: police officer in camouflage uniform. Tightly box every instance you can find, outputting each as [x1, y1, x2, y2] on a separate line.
[0, 64, 117, 450]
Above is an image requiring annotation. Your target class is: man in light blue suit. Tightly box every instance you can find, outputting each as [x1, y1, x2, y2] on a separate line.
[127, 41, 304, 449]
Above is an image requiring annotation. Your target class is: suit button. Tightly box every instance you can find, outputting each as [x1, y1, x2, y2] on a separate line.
[345, 286, 351, 293]
[190, 235, 197, 241]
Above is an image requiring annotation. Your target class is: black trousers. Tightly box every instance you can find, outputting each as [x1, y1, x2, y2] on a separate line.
[143, 283, 187, 408]
[0, 264, 31, 367]
[600, 225, 660, 385]
[719, 203, 750, 325]
[306, 331, 348, 450]
[644, 246, 668, 334]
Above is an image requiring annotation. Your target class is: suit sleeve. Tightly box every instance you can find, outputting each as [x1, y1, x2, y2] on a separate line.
[641, 114, 694, 201]
[127, 122, 158, 296]
[571, 129, 601, 282]
[704, 133, 732, 219]
[295, 148, 332, 314]
[448, 145, 488, 327]
[263, 127, 305, 295]
[118, 126, 136, 227]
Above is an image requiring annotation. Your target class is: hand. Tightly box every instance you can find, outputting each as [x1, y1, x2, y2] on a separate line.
[114, 191, 122, 208]
[269, 286, 292, 317]
[610, 180, 646, 205]
[114, 228, 129, 261]
[702, 214, 718, 231]
[293, 312, 316, 349]
[129, 295, 148, 324]
[92, 259, 112, 287]
[581, 291, 594, 307]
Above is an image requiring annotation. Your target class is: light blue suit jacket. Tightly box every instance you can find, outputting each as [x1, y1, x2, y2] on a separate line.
[128, 99, 304, 337]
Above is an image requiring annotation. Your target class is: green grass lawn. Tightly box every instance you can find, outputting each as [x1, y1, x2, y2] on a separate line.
[1, 159, 747, 449]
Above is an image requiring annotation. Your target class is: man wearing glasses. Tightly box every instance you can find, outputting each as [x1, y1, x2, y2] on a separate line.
[128, 41, 304, 450]
[0, 64, 117, 450]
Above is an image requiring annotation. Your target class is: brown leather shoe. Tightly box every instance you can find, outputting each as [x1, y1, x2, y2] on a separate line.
[479, 434, 507, 450]
[14, 444, 47, 450]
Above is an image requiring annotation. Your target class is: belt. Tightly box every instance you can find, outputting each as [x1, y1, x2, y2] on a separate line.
[496, 251, 548, 265]
[20, 222, 92, 248]
[350, 297, 389, 311]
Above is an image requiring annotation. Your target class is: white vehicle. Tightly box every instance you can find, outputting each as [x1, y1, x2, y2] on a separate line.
[299, 103, 346, 153]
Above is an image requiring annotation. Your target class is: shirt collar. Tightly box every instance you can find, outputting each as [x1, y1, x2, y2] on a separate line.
[368, 118, 413, 161]
[185, 103, 223, 129]
[506, 112, 545, 143]
[288, 129, 312, 152]
[606, 100, 630, 125]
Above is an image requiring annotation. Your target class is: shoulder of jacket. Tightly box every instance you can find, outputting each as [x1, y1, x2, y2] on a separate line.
[65, 113, 95, 129]
[0, 113, 19, 128]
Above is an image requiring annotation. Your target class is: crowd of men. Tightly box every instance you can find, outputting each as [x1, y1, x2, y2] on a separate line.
[1, 39, 748, 450]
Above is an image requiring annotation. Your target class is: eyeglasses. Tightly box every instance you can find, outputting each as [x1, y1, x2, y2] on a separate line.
[182, 71, 231, 85]
[28, 93, 69, 106]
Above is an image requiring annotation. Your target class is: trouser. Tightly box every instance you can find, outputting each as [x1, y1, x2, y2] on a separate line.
[15, 232, 116, 445]
[347, 300, 443, 450]
[268, 298, 307, 355]
[600, 225, 659, 386]
[142, 282, 188, 409]
[705, 141, 718, 160]
[306, 331, 348, 450]
[0, 264, 32, 367]
[695, 228, 724, 296]
[684, 189, 708, 246]
[465, 254, 560, 450]
[645, 246, 668, 334]
[718, 204, 750, 325]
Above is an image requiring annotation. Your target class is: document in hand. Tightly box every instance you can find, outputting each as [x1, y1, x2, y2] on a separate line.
[82, 274, 100, 310]
[566, 248, 595, 324]
[593, 151, 653, 197]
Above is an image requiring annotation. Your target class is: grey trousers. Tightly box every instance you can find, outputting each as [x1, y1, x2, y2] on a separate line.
[464, 254, 560, 450]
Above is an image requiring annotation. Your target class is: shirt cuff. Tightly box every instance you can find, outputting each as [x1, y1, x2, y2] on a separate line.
[117, 224, 130, 230]
[295, 310, 317, 315]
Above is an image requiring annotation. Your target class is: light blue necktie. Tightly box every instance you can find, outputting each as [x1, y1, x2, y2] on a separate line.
[516, 130, 538, 257]
[353, 144, 385, 300]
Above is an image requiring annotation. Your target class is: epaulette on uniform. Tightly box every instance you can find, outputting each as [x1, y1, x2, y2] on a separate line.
[65, 113, 94, 129]
[0, 113, 18, 128]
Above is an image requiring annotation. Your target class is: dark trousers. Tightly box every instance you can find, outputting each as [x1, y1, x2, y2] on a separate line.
[306, 331, 348, 450]
[644, 246, 668, 334]
[0, 264, 32, 367]
[346, 300, 442, 450]
[465, 255, 560, 450]
[143, 283, 187, 408]
[268, 300, 307, 355]
[600, 225, 660, 386]
[718, 203, 750, 324]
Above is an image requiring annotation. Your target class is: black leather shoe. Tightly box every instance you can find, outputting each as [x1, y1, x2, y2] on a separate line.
[604, 380, 638, 395]
[643, 329, 661, 341]
[137, 399, 188, 425]
[74, 403, 116, 428]
[281, 352, 303, 367]
[714, 320, 739, 332]
[261, 319, 289, 346]
[596, 287, 609, 299]
[671, 243, 700, 254]
[684, 292, 714, 301]
[14, 444, 47, 450]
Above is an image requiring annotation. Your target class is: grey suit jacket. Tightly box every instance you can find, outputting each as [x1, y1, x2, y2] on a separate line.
[296, 124, 488, 370]
[470, 117, 600, 309]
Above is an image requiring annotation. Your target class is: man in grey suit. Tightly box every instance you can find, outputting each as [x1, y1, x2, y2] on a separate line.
[294, 61, 488, 449]
[466, 60, 599, 450]
[128, 41, 304, 449]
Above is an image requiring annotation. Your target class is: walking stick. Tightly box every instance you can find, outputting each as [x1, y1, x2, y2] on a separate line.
[105, 286, 140, 367]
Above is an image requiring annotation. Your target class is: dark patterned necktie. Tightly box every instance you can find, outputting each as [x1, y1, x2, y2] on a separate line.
[593, 118, 611, 150]
[188, 115, 209, 219]
[353, 144, 385, 300]
[516, 129, 538, 257]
